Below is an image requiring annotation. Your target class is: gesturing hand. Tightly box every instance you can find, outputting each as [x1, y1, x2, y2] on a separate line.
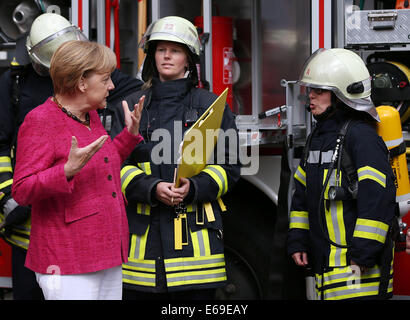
[64, 135, 108, 179]
[122, 95, 145, 136]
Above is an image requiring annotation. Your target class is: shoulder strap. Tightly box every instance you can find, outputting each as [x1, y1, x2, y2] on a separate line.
[338, 120, 358, 197]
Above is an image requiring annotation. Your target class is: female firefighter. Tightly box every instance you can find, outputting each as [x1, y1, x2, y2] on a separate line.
[118, 16, 240, 299]
[287, 48, 396, 300]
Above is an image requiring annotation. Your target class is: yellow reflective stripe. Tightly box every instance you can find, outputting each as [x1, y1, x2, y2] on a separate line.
[289, 211, 309, 230]
[7, 234, 29, 249]
[166, 268, 227, 287]
[0, 192, 4, 201]
[191, 228, 211, 257]
[315, 265, 392, 300]
[137, 162, 151, 175]
[0, 157, 12, 173]
[353, 218, 389, 243]
[129, 226, 149, 260]
[121, 165, 144, 194]
[123, 226, 156, 287]
[164, 254, 226, 272]
[202, 165, 228, 198]
[0, 179, 12, 190]
[357, 166, 386, 188]
[217, 198, 227, 212]
[323, 170, 347, 267]
[122, 268, 156, 286]
[136, 203, 151, 215]
[123, 258, 155, 273]
[294, 166, 306, 187]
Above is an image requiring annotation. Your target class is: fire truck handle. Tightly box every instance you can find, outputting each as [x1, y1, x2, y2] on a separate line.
[258, 105, 286, 119]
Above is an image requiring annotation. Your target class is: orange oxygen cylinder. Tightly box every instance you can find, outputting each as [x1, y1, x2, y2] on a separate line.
[376, 105, 410, 297]
[195, 16, 234, 109]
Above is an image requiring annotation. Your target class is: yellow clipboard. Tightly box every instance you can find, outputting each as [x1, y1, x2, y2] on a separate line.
[174, 88, 228, 187]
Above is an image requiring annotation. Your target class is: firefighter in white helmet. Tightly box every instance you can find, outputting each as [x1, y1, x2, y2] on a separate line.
[0, 12, 143, 299]
[118, 16, 240, 299]
[26, 12, 87, 76]
[287, 48, 396, 300]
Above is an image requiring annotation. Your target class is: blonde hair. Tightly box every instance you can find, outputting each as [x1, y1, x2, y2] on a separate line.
[50, 40, 117, 95]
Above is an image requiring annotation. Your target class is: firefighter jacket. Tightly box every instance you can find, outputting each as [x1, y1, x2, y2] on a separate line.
[0, 62, 143, 250]
[119, 77, 241, 292]
[287, 109, 396, 300]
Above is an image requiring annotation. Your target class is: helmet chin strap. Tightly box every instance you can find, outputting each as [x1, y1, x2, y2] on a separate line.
[312, 104, 336, 122]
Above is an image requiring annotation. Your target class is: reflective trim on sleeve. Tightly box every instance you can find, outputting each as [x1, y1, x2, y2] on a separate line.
[121, 165, 144, 194]
[357, 166, 386, 188]
[0, 179, 13, 191]
[137, 162, 152, 175]
[294, 166, 306, 187]
[289, 211, 309, 230]
[353, 218, 389, 244]
[202, 165, 228, 198]
[0, 157, 12, 173]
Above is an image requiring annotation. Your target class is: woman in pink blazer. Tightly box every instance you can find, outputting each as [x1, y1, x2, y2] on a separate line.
[12, 40, 144, 300]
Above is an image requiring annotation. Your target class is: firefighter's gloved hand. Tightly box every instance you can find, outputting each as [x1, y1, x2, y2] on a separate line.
[4, 203, 30, 227]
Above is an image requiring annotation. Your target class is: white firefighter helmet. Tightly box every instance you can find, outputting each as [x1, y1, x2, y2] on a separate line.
[139, 16, 201, 83]
[26, 13, 87, 71]
[139, 16, 201, 56]
[299, 48, 379, 121]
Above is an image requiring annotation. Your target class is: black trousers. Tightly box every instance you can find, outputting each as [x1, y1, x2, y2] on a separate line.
[11, 246, 44, 300]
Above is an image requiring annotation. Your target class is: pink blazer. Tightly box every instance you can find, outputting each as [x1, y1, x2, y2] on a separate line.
[12, 97, 143, 275]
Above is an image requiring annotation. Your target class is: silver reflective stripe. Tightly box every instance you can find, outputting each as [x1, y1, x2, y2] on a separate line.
[354, 224, 388, 239]
[307, 150, 320, 164]
[125, 260, 155, 271]
[122, 272, 156, 284]
[133, 234, 143, 259]
[384, 136, 403, 149]
[294, 166, 306, 186]
[357, 167, 386, 186]
[289, 211, 309, 230]
[307, 150, 333, 164]
[204, 166, 227, 195]
[3, 198, 19, 216]
[165, 257, 225, 269]
[325, 170, 347, 266]
[167, 270, 226, 284]
[121, 167, 142, 185]
[196, 230, 207, 256]
[290, 216, 309, 225]
[321, 151, 333, 164]
[324, 284, 379, 300]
